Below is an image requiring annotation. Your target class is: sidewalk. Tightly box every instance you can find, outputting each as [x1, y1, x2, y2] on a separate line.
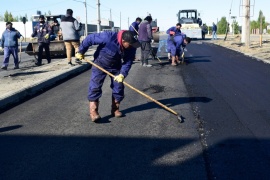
[0, 48, 95, 112]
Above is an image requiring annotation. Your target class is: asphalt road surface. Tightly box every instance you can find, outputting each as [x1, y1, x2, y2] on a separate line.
[1, 39, 270, 179]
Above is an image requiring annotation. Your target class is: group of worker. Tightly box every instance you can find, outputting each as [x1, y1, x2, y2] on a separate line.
[166, 23, 191, 66]
[31, 9, 82, 66]
[0, 11, 191, 123]
[128, 17, 191, 67]
[0, 8, 82, 69]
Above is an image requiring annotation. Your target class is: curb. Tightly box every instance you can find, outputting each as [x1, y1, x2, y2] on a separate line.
[0, 63, 91, 112]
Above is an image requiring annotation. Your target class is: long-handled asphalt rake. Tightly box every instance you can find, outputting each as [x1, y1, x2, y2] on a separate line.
[84, 58, 183, 123]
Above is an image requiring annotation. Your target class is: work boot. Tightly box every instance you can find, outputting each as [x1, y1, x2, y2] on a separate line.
[35, 62, 41, 66]
[111, 98, 122, 117]
[1, 66, 7, 70]
[89, 101, 101, 122]
[68, 61, 74, 66]
[75, 59, 82, 64]
[14, 65, 19, 69]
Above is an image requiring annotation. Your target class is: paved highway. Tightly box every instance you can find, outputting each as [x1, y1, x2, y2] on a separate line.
[0, 39, 270, 179]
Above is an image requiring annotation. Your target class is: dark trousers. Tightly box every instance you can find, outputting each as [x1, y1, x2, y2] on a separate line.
[140, 41, 151, 65]
[88, 66, 124, 103]
[37, 42, 51, 64]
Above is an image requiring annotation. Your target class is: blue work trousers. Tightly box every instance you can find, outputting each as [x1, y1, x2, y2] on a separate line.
[88, 66, 124, 102]
[167, 39, 177, 56]
[2, 46, 19, 67]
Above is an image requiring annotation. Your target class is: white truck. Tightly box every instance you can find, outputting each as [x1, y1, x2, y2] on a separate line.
[178, 9, 207, 39]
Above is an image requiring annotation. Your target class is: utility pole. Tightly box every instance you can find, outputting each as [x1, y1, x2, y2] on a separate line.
[242, 0, 250, 47]
[84, 0, 88, 36]
[260, 14, 263, 47]
[120, 12, 121, 30]
[97, 0, 101, 32]
[231, 16, 237, 36]
[110, 9, 112, 21]
[73, 0, 88, 37]
[128, 17, 129, 29]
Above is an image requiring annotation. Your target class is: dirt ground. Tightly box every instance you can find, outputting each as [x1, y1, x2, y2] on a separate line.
[207, 34, 270, 64]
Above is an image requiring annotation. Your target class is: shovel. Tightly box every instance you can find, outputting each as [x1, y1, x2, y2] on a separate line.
[84, 58, 183, 123]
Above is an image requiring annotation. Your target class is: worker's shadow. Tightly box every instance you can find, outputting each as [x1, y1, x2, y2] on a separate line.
[5, 71, 48, 77]
[97, 96, 212, 123]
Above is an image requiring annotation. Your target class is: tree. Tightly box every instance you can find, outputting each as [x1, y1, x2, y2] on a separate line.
[250, 20, 257, 31]
[250, 10, 267, 33]
[3, 11, 15, 22]
[258, 10, 267, 30]
[13, 16, 19, 22]
[232, 20, 239, 34]
[217, 16, 228, 34]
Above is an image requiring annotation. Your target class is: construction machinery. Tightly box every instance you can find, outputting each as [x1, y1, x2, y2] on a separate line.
[150, 17, 160, 43]
[178, 9, 207, 39]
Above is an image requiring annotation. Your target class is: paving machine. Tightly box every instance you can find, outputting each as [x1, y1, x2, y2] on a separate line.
[178, 9, 207, 39]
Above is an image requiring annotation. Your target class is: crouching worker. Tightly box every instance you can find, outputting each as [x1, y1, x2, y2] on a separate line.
[75, 30, 140, 122]
[167, 34, 191, 66]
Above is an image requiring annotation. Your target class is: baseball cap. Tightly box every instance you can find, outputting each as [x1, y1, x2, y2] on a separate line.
[122, 31, 141, 48]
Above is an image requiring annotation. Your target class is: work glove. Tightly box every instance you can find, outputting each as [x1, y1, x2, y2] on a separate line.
[44, 34, 49, 39]
[30, 37, 36, 41]
[169, 31, 175, 36]
[0, 47, 3, 52]
[114, 74, 124, 83]
[75, 52, 84, 60]
[19, 36, 24, 41]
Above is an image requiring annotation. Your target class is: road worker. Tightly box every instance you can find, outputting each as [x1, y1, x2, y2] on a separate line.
[138, 16, 153, 67]
[0, 22, 24, 70]
[61, 9, 82, 65]
[31, 15, 52, 66]
[166, 23, 182, 62]
[129, 17, 142, 36]
[75, 30, 140, 122]
[167, 32, 191, 66]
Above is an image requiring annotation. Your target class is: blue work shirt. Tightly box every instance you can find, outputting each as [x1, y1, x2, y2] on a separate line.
[129, 21, 139, 34]
[1, 28, 22, 47]
[78, 31, 136, 77]
[166, 26, 182, 39]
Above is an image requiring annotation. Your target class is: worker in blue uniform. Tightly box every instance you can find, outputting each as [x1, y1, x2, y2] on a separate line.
[166, 23, 182, 63]
[167, 33, 191, 65]
[75, 30, 140, 122]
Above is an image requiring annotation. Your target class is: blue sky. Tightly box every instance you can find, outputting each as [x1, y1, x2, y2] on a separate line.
[0, 0, 269, 31]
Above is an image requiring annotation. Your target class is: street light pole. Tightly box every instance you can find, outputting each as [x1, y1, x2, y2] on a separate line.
[97, 0, 101, 32]
[73, 0, 88, 37]
[84, 0, 88, 36]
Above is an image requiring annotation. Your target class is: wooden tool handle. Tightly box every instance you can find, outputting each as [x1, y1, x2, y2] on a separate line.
[84, 58, 178, 116]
